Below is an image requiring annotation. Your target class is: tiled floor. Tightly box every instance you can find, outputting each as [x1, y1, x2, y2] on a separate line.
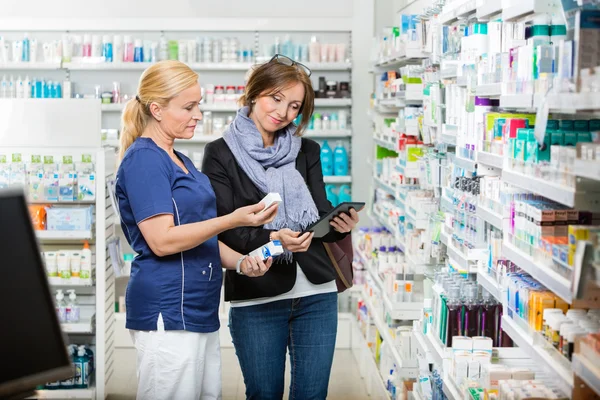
[109, 348, 369, 400]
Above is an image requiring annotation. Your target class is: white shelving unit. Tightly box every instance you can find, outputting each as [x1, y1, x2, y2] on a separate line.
[476, 205, 504, 230]
[476, 151, 503, 169]
[0, 99, 116, 400]
[323, 175, 352, 184]
[575, 159, 600, 181]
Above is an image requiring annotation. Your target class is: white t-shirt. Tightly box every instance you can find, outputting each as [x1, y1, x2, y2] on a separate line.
[230, 263, 337, 308]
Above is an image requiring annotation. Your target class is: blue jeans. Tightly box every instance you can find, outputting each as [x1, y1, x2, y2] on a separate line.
[229, 292, 338, 400]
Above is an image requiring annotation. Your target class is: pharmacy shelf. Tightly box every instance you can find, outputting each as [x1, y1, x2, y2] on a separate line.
[373, 49, 429, 69]
[475, 83, 502, 98]
[424, 331, 453, 367]
[544, 92, 600, 112]
[476, 205, 504, 230]
[323, 175, 352, 184]
[0, 62, 62, 70]
[304, 62, 353, 71]
[374, 135, 397, 152]
[440, 195, 454, 213]
[438, 0, 477, 25]
[443, 376, 463, 400]
[370, 210, 406, 252]
[503, 0, 561, 22]
[314, 98, 352, 107]
[441, 67, 458, 80]
[304, 129, 352, 138]
[503, 169, 600, 211]
[36, 230, 93, 241]
[352, 318, 392, 400]
[476, 2, 502, 19]
[500, 94, 533, 110]
[572, 354, 600, 397]
[477, 151, 503, 169]
[575, 159, 600, 182]
[502, 241, 573, 304]
[65, 61, 256, 71]
[101, 103, 124, 112]
[362, 287, 419, 373]
[413, 330, 434, 365]
[440, 232, 483, 272]
[456, 76, 468, 87]
[453, 156, 477, 173]
[27, 388, 95, 399]
[374, 176, 397, 197]
[201, 104, 239, 112]
[61, 319, 94, 334]
[501, 315, 573, 394]
[477, 270, 502, 303]
[376, 98, 403, 110]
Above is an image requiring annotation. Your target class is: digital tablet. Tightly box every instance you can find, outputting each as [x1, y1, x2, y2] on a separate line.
[304, 202, 365, 238]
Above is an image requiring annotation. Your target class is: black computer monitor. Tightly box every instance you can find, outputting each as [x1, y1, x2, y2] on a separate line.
[0, 188, 72, 399]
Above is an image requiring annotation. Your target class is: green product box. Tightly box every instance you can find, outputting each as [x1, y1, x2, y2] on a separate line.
[551, 131, 564, 146]
[574, 120, 590, 132]
[590, 119, 600, 131]
[577, 132, 592, 143]
[564, 131, 578, 146]
[559, 120, 574, 131]
[547, 120, 559, 130]
[538, 130, 552, 162]
[525, 130, 538, 164]
[514, 128, 529, 162]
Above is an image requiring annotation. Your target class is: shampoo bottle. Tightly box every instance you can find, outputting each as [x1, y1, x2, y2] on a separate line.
[325, 184, 338, 207]
[320, 140, 334, 176]
[102, 35, 113, 62]
[338, 185, 352, 203]
[333, 141, 349, 176]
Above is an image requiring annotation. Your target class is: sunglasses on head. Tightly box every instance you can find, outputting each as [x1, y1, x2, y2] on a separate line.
[269, 54, 312, 77]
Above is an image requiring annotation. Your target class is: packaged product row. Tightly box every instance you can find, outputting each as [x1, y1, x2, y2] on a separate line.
[29, 205, 94, 232]
[42, 344, 94, 391]
[53, 289, 84, 324]
[42, 243, 93, 284]
[0, 154, 96, 202]
[374, 66, 423, 100]
[356, 296, 419, 399]
[430, 270, 509, 348]
[374, 15, 425, 62]
[0, 33, 350, 66]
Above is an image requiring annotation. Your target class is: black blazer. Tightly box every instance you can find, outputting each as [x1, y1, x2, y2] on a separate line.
[202, 137, 346, 301]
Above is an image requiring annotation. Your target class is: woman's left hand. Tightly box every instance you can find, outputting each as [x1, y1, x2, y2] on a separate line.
[330, 208, 360, 233]
[241, 256, 273, 277]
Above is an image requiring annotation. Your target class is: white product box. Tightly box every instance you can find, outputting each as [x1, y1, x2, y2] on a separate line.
[399, 331, 412, 361]
[482, 364, 511, 390]
[510, 368, 535, 381]
[249, 240, 284, 260]
[453, 351, 472, 386]
[258, 192, 282, 214]
[46, 206, 93, 231]
[468, 360, 481, 382]
[452, 336, 473, 352]
[472, 336, 493, 354]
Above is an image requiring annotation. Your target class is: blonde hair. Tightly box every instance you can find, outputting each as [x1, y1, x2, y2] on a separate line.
[119, 60, 199, 159]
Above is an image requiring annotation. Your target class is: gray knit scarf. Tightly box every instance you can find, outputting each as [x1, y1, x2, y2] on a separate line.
[223, 107, 319, 261]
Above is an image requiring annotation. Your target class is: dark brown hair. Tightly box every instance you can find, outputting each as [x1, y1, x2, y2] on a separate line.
[239, 61, 314, 136]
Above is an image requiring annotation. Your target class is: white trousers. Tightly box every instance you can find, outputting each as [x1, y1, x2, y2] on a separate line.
[130, 315, 222, 400]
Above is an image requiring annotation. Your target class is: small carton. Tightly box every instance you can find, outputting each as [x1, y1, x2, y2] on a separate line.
[249, 240, 284, 260]
[258, 193, 282, 214]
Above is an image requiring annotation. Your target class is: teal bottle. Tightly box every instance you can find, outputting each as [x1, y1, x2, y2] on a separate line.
[325, 184, 338, 207]
[333, 141, 349, 176]
[338, 185, 352, 203]
[320, 140, 334, 176]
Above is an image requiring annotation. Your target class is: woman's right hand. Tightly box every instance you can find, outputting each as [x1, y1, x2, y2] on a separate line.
[272, 229, 314, 253]
[229, 202, 279, 228]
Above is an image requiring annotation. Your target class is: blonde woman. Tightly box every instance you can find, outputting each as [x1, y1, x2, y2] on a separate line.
[115, 60, 278, 399]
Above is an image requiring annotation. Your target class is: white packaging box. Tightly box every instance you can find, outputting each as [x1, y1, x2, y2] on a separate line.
[453, 351, 472, 386]
[452, 336, 473, 352]
[472, 336, 493, 354]
[249, 240, 284, 260]
[468, 360, 481, 382]
[258, 192, 282, 214]
[399, 330, 412, 361]
[510, 368, 536, 381]
[482, 364, 512, 390]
